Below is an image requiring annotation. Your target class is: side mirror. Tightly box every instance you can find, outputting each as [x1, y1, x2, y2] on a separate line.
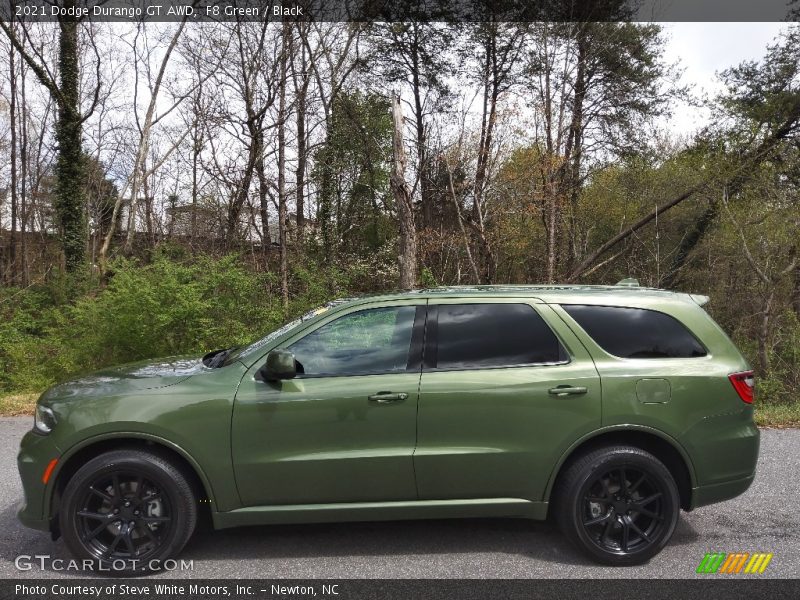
[259, 349, 297, 382]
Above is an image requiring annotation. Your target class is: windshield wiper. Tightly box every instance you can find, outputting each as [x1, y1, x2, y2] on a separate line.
[202, 347, 238, 368]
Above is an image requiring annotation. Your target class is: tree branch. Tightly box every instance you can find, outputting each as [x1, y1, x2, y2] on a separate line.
[567, 97, 800, 282]
[0, 19, 63, 105]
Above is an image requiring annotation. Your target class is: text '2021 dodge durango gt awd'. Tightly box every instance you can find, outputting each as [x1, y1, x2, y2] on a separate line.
[17, 282, 759, 570]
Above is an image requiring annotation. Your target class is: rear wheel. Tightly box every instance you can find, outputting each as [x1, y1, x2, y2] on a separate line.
[60, 449, 197, 573]
[554, 445, 679, 565]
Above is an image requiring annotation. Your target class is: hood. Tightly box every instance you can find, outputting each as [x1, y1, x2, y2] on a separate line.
[41, 355, 206, 402]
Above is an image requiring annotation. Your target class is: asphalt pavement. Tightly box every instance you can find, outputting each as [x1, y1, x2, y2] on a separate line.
[0, 417, 797, 579]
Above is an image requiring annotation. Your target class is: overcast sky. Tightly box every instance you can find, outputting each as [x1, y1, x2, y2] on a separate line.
[662, 22, 790, 134]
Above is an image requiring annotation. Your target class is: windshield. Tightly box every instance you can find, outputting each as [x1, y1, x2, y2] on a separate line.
[221, 298, 357, 366]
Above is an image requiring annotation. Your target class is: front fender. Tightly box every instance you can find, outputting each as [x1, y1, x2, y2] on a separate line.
[44, 429, 222, 522]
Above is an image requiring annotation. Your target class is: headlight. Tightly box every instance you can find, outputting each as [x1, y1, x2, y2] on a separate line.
[34, 405, 57, 434]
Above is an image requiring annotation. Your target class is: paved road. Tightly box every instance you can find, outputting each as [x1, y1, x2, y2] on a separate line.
[1, 417, 797, 579]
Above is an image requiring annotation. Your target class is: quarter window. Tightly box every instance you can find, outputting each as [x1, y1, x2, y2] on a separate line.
[433, 303, 566, 369]
[288, 306, 417, 376]
[562, 305, 706, 359]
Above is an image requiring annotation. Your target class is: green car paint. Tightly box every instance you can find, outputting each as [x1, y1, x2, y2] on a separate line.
[17, 284, 759, 538]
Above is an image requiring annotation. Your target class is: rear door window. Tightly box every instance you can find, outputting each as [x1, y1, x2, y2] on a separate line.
[562, 305, 706, 359]
[430, 303, 566, 369]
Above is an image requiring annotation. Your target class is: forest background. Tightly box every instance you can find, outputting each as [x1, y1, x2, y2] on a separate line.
[1, 5, 799, 425]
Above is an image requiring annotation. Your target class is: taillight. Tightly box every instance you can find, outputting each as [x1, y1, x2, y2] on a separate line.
[729, 371, 755, 404]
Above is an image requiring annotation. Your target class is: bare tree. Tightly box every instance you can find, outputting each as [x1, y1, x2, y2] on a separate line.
[215, 20, 280, 246]
[1, 7, 103, 270]
[121, 20, 188, 254]
[303, 23, 361, 258]
[723, 188, 798, 372]
[368, 23, 455, 230]
[99, 19, 226, 267]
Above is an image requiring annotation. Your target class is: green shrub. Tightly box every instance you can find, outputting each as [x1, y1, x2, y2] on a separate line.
[64, 255, 272, 369]
[0, 253, 382, 394]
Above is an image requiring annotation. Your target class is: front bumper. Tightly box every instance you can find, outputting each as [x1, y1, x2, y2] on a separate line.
[16, 499, 50, 532]
[17, 429, 61, 532]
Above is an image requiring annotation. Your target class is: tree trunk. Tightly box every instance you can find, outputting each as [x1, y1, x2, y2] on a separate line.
[391, 93, 417, 290]
[410, 28, 431, 230]
[662, 197, 719, 289]
[293, 32, 309, 243]
[792, 263, 800, 320]
[191, 122, 200, 247]
[278, 23, 290, 310]
[55, 10, 87, 271]
[9, 35, 18, 284]
[758, 291, 774, 374]
[445, 161, 480, 284]
[545, 179, 559, 283]
[19, 56, 29, 285]
[565, 28, 587, 269]
[254, 127, 270, 250]
[472, 27, 499, 284]
[318, 142, 334, 261]
[227, 126, 259, 245]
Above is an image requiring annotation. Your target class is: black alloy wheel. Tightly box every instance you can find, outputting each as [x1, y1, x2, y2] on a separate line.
[581, 465, 668, 555]
[60, 449, 197, 573]
[555, 445, 680, 565]
[74, 471, 173, 561]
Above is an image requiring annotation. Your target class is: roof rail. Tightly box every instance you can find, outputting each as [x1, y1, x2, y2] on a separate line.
[615, 278, 640, 287]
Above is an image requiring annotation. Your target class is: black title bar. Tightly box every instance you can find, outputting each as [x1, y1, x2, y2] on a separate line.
[1, 0, 798, 23]
[4, 579, 800, 600]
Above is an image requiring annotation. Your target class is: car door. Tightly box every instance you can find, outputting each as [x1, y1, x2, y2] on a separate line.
[232, 300, 424, 506]
[414, 299, 601, 502]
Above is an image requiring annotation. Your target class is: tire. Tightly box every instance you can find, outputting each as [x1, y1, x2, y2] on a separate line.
[553, 445, 680, 566]
[59, 448, 197, 574]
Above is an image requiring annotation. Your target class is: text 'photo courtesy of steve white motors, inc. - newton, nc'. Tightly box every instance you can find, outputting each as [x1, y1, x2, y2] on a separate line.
[14, 583, 339, 597]
[11, 1, 306, 19]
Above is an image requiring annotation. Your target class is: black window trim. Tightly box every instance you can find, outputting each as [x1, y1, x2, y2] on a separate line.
[287, 303, 426, 379]
[560, 303, 709, 360]
[423, 302, 571, 372]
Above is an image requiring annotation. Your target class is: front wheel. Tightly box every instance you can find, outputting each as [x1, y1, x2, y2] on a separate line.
[59, 449, 197, 573]
[554, 445, 680, 565]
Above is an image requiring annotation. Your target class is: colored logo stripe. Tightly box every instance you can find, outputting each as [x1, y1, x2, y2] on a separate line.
[697, 553, 726, 573]
[745, 553, 773, 574]
[696, 552, 773, 574]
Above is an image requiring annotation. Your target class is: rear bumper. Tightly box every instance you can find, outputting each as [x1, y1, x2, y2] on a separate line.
[682, 407, 759, 510]
[684, 409, 760, 487]
[690, 472, 755, 510]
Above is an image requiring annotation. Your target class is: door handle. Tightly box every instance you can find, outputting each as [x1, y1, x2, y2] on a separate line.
[548, 385, 588, 397]
[368, 392, 408, 404]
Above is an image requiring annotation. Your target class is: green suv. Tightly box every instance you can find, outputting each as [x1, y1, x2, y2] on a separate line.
[17, 283, 759, 569]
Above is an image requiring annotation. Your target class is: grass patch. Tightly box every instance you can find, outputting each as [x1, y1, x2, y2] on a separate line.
[0, 392, 38, 417]
[754, 402, 800, 429]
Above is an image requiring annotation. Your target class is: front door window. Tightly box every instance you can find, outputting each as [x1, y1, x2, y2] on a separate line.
[289, 306, 417, 376]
